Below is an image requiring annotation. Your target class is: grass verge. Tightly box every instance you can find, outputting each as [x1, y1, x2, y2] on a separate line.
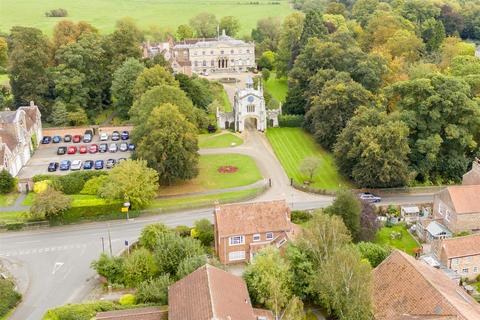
[199, 133, 243, 149]
[265, 72, 288, 102]
[375, 224, 420, 255]
[0, 193, 19, 207]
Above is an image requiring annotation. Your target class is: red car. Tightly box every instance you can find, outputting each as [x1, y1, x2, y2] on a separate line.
[72, 135, 82, 143]
[89, 144, 98, 154]
[79, 145, 87, 154]
[67, 146, 77, 154]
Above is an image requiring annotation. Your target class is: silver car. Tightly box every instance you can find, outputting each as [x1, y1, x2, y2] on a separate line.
[109, 143, 118, 153]
[70, 160, 83, 171]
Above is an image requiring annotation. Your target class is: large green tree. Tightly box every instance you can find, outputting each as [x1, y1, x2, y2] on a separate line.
[189, 13, 218, 38]
[251, 17, 282, 53]
[132, 103, 199, 185]
[51, 65, 89, 108]
[219, 16, 241, 37]
[105, 18, 143, 69]
[111, 58, 145, 108]
[275, 12, 305, 77]
[324, 189, 361, 242]
[0, 170, 15, 194]
[132, 65, 178, 99]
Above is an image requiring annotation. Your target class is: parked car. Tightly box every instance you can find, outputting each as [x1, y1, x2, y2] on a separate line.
[106, 159, 116, 169]
[47, 162, 59, 172]
[117, 157, 127, 164]
[100, 132, 109, 141]
[83, 133, 92, 143]
[128, 143, 135, 151]
[99, 143, 108, 153]
[83, 160, 94, 170]
[109, 143, 118, 153]
[59, 160, 71, 171]
[119, 142, 128, 152]
[79, 145, 88, 154]
[94, 160, 104, 170]
[41, 136, 52, 144]
[72, 135, 82, 143]
[111, 131, 120, 141]
[57, 146, 67, 155]
[64, 134, 72, 142]
[70, 160, 82, 171]
[358, 192, 382, 203]
[52, 136, 62, 143]
[121, 131, 129, 140]
[84, 129, 93, 136]
[89, 144, 98, 154]
[67, 146, 77, 154]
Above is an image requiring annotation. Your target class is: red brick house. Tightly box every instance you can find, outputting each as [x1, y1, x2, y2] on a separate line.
[213, 200, 300, 264]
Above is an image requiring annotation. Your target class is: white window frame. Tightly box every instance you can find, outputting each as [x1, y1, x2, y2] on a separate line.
[266, 232, 273, 240]
[229, 251, 246, 261]
[229, 235, 245, 246]
[445, 209, 451, 222]
[462, 268, 469, 274]
[474, 267, 478, 273]
[253, 234, 261, 242]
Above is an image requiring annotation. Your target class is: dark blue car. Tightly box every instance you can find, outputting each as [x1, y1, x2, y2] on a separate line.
[41, 136, 52, 144]
[52, 136, 62, 143]
[59, 160, 71, 171]
[121, 131, 129, 140]
[83, 160, 94, 170]
[128, 143, 135, 151]
[94, 160, 104, 170]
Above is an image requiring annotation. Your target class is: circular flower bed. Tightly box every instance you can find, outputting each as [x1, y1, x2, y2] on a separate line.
[218, 166, 239, 174]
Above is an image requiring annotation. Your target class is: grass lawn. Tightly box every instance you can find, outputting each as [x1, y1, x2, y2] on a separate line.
[265, 72, 288, 103]
[266, 127, 350, 191]
[0, 193, 19, 207]
[158, 154, 262, 196]
[149, 188, 262, 210]
[220, 89, 232, 112]
[0, 211, 28, 223]
[375, 224, 420, 255]
[199, 132, 243, 149]
[22, 192, 35, 206]
[0, 0, 293, 36]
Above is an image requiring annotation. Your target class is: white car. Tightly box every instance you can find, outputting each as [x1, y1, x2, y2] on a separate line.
[109, 143, 118, 153]
[70, 160, 83, 171]
[100, 132, 109, 141]
[358, 192, 382, 203]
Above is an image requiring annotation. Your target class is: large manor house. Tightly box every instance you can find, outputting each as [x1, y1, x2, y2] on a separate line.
[143, 30, 256, 75]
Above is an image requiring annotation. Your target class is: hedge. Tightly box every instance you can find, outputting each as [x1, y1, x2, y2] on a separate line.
[50, 202, 128, 225]
[42, 302, 158, 320]
[33, 171, 108, 195]
[0, 279, 21, 318]
[278, 114, 304, 127]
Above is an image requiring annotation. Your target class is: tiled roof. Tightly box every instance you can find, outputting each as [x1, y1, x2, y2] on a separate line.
[445, 186, 480, 214]
[215, 200, 291, 238]
[168, 264, 256, 320]
[18, 105, 39, 131]
[373, 250, 480, 320]
[0, 110, 17, 124]
[96, 307, 167, 320]
[0, 129, 18, 151]
[439, 234, 480, 259]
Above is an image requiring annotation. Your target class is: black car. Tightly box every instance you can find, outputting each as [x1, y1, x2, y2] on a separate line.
[106, 158, 116, 169]
[57, 146, 67, 155]
[64, 134, 72, 143]
[59, 160, 71, 171]
[41, 136, 52, 144]
[83, 160, 94, 170]
[94, 160, 104, 170]
[121, 131, 129, 140]
[99, 143, 108, 153]
[84, 129, 93, 136]
[128, 143, 135, 151]
[47, 162, 59, 172]
[111, 131, 120, 141]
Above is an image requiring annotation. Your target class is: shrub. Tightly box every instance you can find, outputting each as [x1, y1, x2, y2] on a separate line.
[45, 8, 68, 17]
[0, 278, 21, 317]
[291, 210, 313, 224]
[33, 171, 108, 195]
[80, 176, 108, 195]
[174, 225, 192, 237]
[42, 301, 119, 320]
[118, 294, 136, 306]
[279, 114, 304, 127]
[176, 255, 208, 279]
[123, 248, 158, 287]
[191, 219, 214, 246]
[0, 170, 15, 194]
[139, 223, 169, 251]
[34, 180, 51, 193]
[357, 242, 391, 267]
[91, 253, 125, 285]
[30, 188, 71, 220]
[5, 222, 25, 230]
[136, 275, 172, 304]
[55, 202, 124, 224]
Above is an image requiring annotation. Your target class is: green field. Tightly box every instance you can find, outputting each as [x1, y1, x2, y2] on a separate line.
[266, 127, 350, 190]
[375, 224, 420, 255]
[265, 72, 288, 102]
[158, 153, 262, 195]
[199, 132, 243, 148]
[0, 0, 293, 36]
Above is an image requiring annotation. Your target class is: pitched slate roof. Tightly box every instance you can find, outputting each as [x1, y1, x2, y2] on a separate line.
[445, 186, 480, 214]
[439, 234, 480, 260]
[0, 129, 18, 151]
[18, 105, 39, 131]
[215, 200, 291, 238]
[0, 111, 17, 124]
[373, 250, 480, 320]
[168, 264, 256, 320]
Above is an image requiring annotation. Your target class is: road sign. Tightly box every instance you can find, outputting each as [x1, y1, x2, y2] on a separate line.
[121, 207, 129, 213]
[124, 240, 129, 246]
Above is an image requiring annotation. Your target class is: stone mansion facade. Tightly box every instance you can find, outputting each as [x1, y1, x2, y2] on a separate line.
[142, 30, 256, 75]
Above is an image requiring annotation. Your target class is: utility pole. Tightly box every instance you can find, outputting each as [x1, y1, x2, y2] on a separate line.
[107, 224, 113, 256]
[101, 237, 105, 253]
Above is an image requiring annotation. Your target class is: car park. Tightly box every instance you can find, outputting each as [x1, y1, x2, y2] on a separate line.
[89, 144, 98, 154]
[121, 131, 129, 140]
[64, 134, 72, 142]
[128, 143, 135, 151]
[83, 160, 94, 170]
[70, 160, 82, 171]
[94, 160, 104, 170]
[52, 136, 62, 143]
[106, 159, 116, 169]
[100, 132, 109, 141]
[111, 131, 120, 141]
[119, 142, 128, 152]
[59, 160, 71, 171]
[79, 145, 88, 154]
[67, 146, 77, 154]
[41, 136, 52, 144]
[109, 143, 118, 153]
[57, 146, 67, 155]
[358, 192, 382, 203]
[73, 135, 82, 143]
[48, 162, 59, 172]
[99, 143, 108, 153]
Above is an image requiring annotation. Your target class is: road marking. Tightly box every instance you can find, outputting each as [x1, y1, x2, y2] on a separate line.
[0, 243, 87, 257]
[52, 262, 64, 275]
